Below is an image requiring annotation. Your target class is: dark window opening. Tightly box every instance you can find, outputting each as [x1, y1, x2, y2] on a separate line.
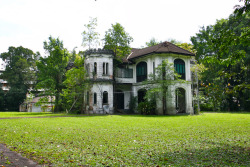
[106, 63, 109, 75]
[138, 89, 147, 104]
[174, 59, 185, 80]
[87, 92, 89, 105]
[94, 93, 97, 104]
[103, 63, 105, 75]
[94, 62, 97, 75]
[136, 62, 147, 82]
[153, 62, 155, 79]
[103, 91, 108, 104]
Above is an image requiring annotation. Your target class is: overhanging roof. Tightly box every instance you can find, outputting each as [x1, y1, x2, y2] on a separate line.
[127, 41, 195, 60]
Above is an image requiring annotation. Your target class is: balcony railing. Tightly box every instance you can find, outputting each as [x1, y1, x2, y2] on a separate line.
[116, 68, 133, 78]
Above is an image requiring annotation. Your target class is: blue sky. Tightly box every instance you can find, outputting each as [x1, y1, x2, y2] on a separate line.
[0, 0, 243, 60]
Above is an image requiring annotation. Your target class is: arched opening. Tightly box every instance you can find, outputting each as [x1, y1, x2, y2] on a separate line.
[136, 62, 147, 82]
[138, 89, 147, 104]
[103, 91, 108, 104]
[115, 90, 124, 110]
[174, 59, 185, 80]
[176, 88, 186, 113]
[94, 62, 97, 75]
[94, 92, 97, 105]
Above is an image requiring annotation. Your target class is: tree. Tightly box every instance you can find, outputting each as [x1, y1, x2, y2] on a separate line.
[36, 36, 69, 112]
[103, 23, 133, 60]
[0, 46, 39, 111]
[191, 11, 250, 111]
[145, 38, 161, 47]
[143, 60, 183, 115]
[0, 86, 5, 111]
[82, 17, 100, 49]
[62, 55, 89, 114]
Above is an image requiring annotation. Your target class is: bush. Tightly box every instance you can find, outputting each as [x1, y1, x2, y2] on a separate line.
[137, 100, 156, 115]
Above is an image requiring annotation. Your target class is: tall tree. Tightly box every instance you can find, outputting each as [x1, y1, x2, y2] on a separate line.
[62, 55, 89, 114]
[36, 36, 69, 112]
[0, 85, 5, 111]
[0, 46, 39, 111]
[82, 17, 100, 49]
[103, 23, 133, 60]
[191, 11, 250, 111]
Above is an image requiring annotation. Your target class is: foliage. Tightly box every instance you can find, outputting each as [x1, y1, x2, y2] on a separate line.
[191, 11, 250, 111]
[137, 100, 156, 115]
[128, 96, 137, 113]
[103, 23, 133, 60]
[36, 36, 69, 112]
[0, 113, 249, 166]
[4, 86, 26, 111]
[144, 59, 183, 114]
[82, 17, 100, 49]
[234, 0, 249, 17]
[62, 55, 89, 114]
[0, 46, 39, 111]
[145, 37, 161, 47]
[0, 86, 5, 110]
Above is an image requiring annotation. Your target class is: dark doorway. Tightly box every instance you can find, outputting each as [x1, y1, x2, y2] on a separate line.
[116, 90, 124, 109]
[176, 88, 186, 113]
[138, 89, 147, 104]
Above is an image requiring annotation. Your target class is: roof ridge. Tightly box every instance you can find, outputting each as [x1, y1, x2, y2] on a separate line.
[167, 41, 195, 55]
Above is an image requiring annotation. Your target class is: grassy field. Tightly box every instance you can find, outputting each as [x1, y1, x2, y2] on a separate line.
[0, 112, 67, 118]
[0, 113, 249, 166]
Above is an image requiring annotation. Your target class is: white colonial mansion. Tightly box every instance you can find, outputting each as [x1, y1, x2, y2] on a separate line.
[84, 41, 195, 115]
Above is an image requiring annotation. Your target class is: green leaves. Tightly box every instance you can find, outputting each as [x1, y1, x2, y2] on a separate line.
[36, 36, 69, 112]
[103, 23, 133, 60]
[191, 12, 250, 111]
[82, 17, 100, 49]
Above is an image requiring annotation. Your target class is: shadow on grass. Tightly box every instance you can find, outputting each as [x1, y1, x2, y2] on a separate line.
[202, 111, 250, 114]
[147, 142, 249, 166]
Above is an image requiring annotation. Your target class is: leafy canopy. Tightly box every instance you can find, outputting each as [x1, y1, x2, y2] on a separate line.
[103, 23, 133, 60]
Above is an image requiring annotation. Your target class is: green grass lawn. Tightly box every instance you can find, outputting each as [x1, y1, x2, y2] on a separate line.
[0, 112, 68, 118]
[0, 113, 249, 166]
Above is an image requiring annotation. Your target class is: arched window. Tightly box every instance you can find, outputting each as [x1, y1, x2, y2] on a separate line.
[175, 88, 186, 113]
[136, 62, 147, 82]
[94, 62, 97, 75]
[102, 63, 109, 75]
[94, 93, 97, 104]
[174, 59, 185, 80]
[103, 91, 108, 104]
[106, 63, 109, 75]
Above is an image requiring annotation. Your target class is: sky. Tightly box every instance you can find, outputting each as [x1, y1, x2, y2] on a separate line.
[0, 0, 243, 64]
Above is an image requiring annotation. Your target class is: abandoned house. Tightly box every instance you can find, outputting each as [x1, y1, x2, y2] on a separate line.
[84, 41, 195, 115]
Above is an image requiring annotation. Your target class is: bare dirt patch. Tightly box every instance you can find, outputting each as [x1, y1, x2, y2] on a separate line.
[0, 144, 42, 167]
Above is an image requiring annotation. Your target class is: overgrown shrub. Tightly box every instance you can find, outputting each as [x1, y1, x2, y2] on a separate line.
[137, 100, 156, 115]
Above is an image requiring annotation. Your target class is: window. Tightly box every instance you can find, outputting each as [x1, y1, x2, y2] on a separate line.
[153, 62, 155, 79]
[103, 91, 108, 104]
[103, 63, 109, 75]
[174, 59, 185, 80]
[106, 63, 109, 75]
[94, 62, 97, 75]
[94, 93, 97, 104]
[103, 63, 105, 75]
[136, 62, 147, 82]
[87, 92, 89, 105]
[116, 68, 133, 78]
